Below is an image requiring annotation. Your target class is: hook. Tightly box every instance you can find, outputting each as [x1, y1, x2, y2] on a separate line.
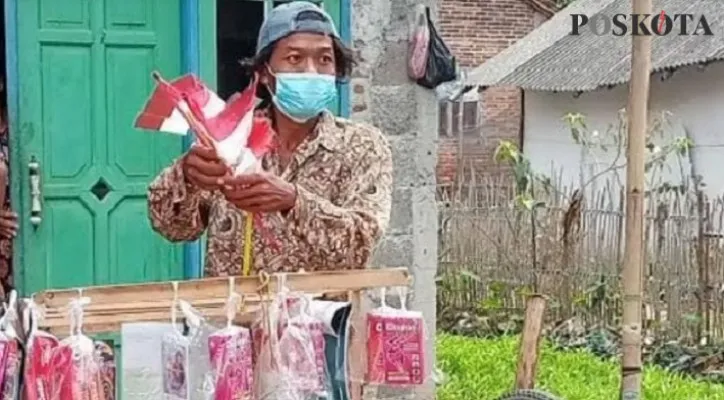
[69, 288, 90, 336]
[256, 271, 271, 295]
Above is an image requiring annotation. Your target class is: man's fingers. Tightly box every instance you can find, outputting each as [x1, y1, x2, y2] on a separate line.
[187, 168, 222, 189]
[223, 173, 267, 187]
[190, 144, 220, 161]
[0, 210, 17, 220]
[230, 196, 279, 212]
[186, 155, 228, 177]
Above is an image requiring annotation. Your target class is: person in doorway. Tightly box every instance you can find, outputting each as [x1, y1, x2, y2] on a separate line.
[0, 78, 18, 298]
[147, 1, 392, 276]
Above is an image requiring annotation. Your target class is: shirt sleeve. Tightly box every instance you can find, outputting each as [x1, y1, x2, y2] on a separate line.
[147, 158, 211, 242]
[284, 139, 393, 270]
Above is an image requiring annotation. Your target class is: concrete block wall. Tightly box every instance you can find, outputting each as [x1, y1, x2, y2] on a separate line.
[350, 0, 438, 398]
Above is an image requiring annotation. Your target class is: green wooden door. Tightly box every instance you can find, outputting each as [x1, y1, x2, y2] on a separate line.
[17, 0, 185, 294]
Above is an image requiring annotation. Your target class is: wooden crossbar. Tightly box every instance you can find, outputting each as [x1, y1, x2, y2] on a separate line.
[32, 268, 410, 334]
[32, 268, 410, 400]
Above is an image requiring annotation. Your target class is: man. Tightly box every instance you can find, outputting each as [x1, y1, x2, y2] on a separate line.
[148, 3, 392, 276]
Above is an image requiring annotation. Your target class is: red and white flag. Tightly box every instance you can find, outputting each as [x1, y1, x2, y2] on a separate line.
[134, 73, 273, 175]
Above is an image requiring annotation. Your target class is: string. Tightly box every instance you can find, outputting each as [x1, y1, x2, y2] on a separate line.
[242, 212, 254, 276]
[171, 281, 179, 327]
[226, 277, 240, 329]
[396, 286, 408, 311]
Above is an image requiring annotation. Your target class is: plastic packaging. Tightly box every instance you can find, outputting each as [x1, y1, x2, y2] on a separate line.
[50, 295, 104, 400]
[416, 6, 457, 89]
[408, 5, 430, 80]
[253, 274, 328, 400]
[22, 300, 60, 400]
[367, 287, 426, 387]
[1, 291, 22, 400]
[94, 340, 116, 400]
[162, 283, 192, 400]
[207, 278, 254, 400]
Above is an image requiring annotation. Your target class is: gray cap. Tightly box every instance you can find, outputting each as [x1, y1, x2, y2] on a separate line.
[256, 1, 339, 54]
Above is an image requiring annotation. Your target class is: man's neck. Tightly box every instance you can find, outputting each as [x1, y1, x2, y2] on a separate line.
[272, 108, 318, 152]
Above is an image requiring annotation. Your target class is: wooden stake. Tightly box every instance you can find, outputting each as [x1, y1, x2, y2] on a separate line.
[515, 295, 546, 390]
[620, 1, 652, 398]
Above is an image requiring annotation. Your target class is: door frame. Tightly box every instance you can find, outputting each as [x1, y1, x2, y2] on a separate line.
[5, 0, 22, 294]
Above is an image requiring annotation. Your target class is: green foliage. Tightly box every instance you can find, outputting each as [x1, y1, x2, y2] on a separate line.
[437, 335, 724, 400]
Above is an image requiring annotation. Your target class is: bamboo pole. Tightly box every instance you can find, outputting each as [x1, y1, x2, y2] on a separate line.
[620, 0, 653, 398]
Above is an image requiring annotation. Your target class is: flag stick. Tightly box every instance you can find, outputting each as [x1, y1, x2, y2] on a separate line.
[620, 0, 652, 398]
[151, 71, 256, 276]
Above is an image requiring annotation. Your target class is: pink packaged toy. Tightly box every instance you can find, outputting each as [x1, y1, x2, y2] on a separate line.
[367, 287, 425, 386]
[208, 283, 254, 400]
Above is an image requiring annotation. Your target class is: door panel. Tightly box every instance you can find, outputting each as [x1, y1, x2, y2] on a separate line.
[18, 0, 185, 294]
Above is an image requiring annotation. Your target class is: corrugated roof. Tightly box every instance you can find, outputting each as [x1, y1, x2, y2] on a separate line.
[467, 0, 724, 92]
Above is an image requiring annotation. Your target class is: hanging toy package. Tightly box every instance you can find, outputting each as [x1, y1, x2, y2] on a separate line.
[207, 278, 254, 400]
[367, 287, 427, 387]
[94, 340, 116, 400]
[277, 292, 327, 397]
[253, 274, 327, 400]
[178, 299, 216, 400]
[22, 300, 60, 400]
[51, 295, 105, 400]
[0, 291, 22, 400]
[49, 294, 104, 400]
[161, 285, 191, 400]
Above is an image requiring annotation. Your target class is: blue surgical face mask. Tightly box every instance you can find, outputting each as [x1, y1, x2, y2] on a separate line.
[269, 71, 338, 123]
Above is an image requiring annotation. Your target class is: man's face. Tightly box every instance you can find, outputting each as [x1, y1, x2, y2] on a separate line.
[263, 32, 336, 86]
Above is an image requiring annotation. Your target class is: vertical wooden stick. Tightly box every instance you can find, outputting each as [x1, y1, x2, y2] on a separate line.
[515, 295, 547, 390]
[620, 0, 652, 398]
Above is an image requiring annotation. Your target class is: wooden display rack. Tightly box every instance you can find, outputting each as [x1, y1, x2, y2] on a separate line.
[32, 268, 412, 400]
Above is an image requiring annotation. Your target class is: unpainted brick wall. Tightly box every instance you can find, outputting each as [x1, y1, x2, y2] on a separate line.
[437, 0, 544, 187]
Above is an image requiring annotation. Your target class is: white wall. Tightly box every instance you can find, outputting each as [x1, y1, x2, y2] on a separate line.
[524, 62, 724, 200]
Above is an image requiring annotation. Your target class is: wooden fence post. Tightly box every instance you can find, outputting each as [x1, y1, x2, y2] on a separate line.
[515, 294, 547, 390]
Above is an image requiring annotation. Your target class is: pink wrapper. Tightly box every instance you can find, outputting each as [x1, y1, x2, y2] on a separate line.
[278, 319, 326, 393]
[367, 309, 425, 386]
[23, 332, 60, 400]
[208, 327, 254, 400]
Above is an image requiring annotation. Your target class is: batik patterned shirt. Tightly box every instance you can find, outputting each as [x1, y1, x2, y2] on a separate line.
[147, 111, 393, 277]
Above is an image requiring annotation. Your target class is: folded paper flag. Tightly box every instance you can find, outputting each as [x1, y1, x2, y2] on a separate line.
[134, 72, 273, 175]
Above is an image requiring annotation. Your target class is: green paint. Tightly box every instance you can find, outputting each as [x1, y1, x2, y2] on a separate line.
[17, 0, 185, 295]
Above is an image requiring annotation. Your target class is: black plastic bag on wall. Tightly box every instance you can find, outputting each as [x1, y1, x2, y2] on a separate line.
[416, 6, 457, 89]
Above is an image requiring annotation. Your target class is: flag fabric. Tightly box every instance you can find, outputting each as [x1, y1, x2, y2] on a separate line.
[134, 73, 273, 175]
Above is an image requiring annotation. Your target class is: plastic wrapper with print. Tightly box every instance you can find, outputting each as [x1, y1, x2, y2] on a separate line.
[367, 288, 426, 387]
[48, 297, 105, 400]
[0, 290, 22, 400]
[208, 325, 254, 400]
[22, 301, 60, 400]
[253, 278, 328, 400]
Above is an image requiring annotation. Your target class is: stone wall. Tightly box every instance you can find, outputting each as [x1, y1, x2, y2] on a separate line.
[350, 0, 438, 398]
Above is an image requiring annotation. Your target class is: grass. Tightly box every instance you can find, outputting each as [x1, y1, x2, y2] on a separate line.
[436, 334, 724, 400]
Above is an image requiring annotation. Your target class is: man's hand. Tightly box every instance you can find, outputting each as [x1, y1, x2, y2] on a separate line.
[221, 173, 297, 213]
[0, 210, 17, 239]
[181, 145, 229, 190]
